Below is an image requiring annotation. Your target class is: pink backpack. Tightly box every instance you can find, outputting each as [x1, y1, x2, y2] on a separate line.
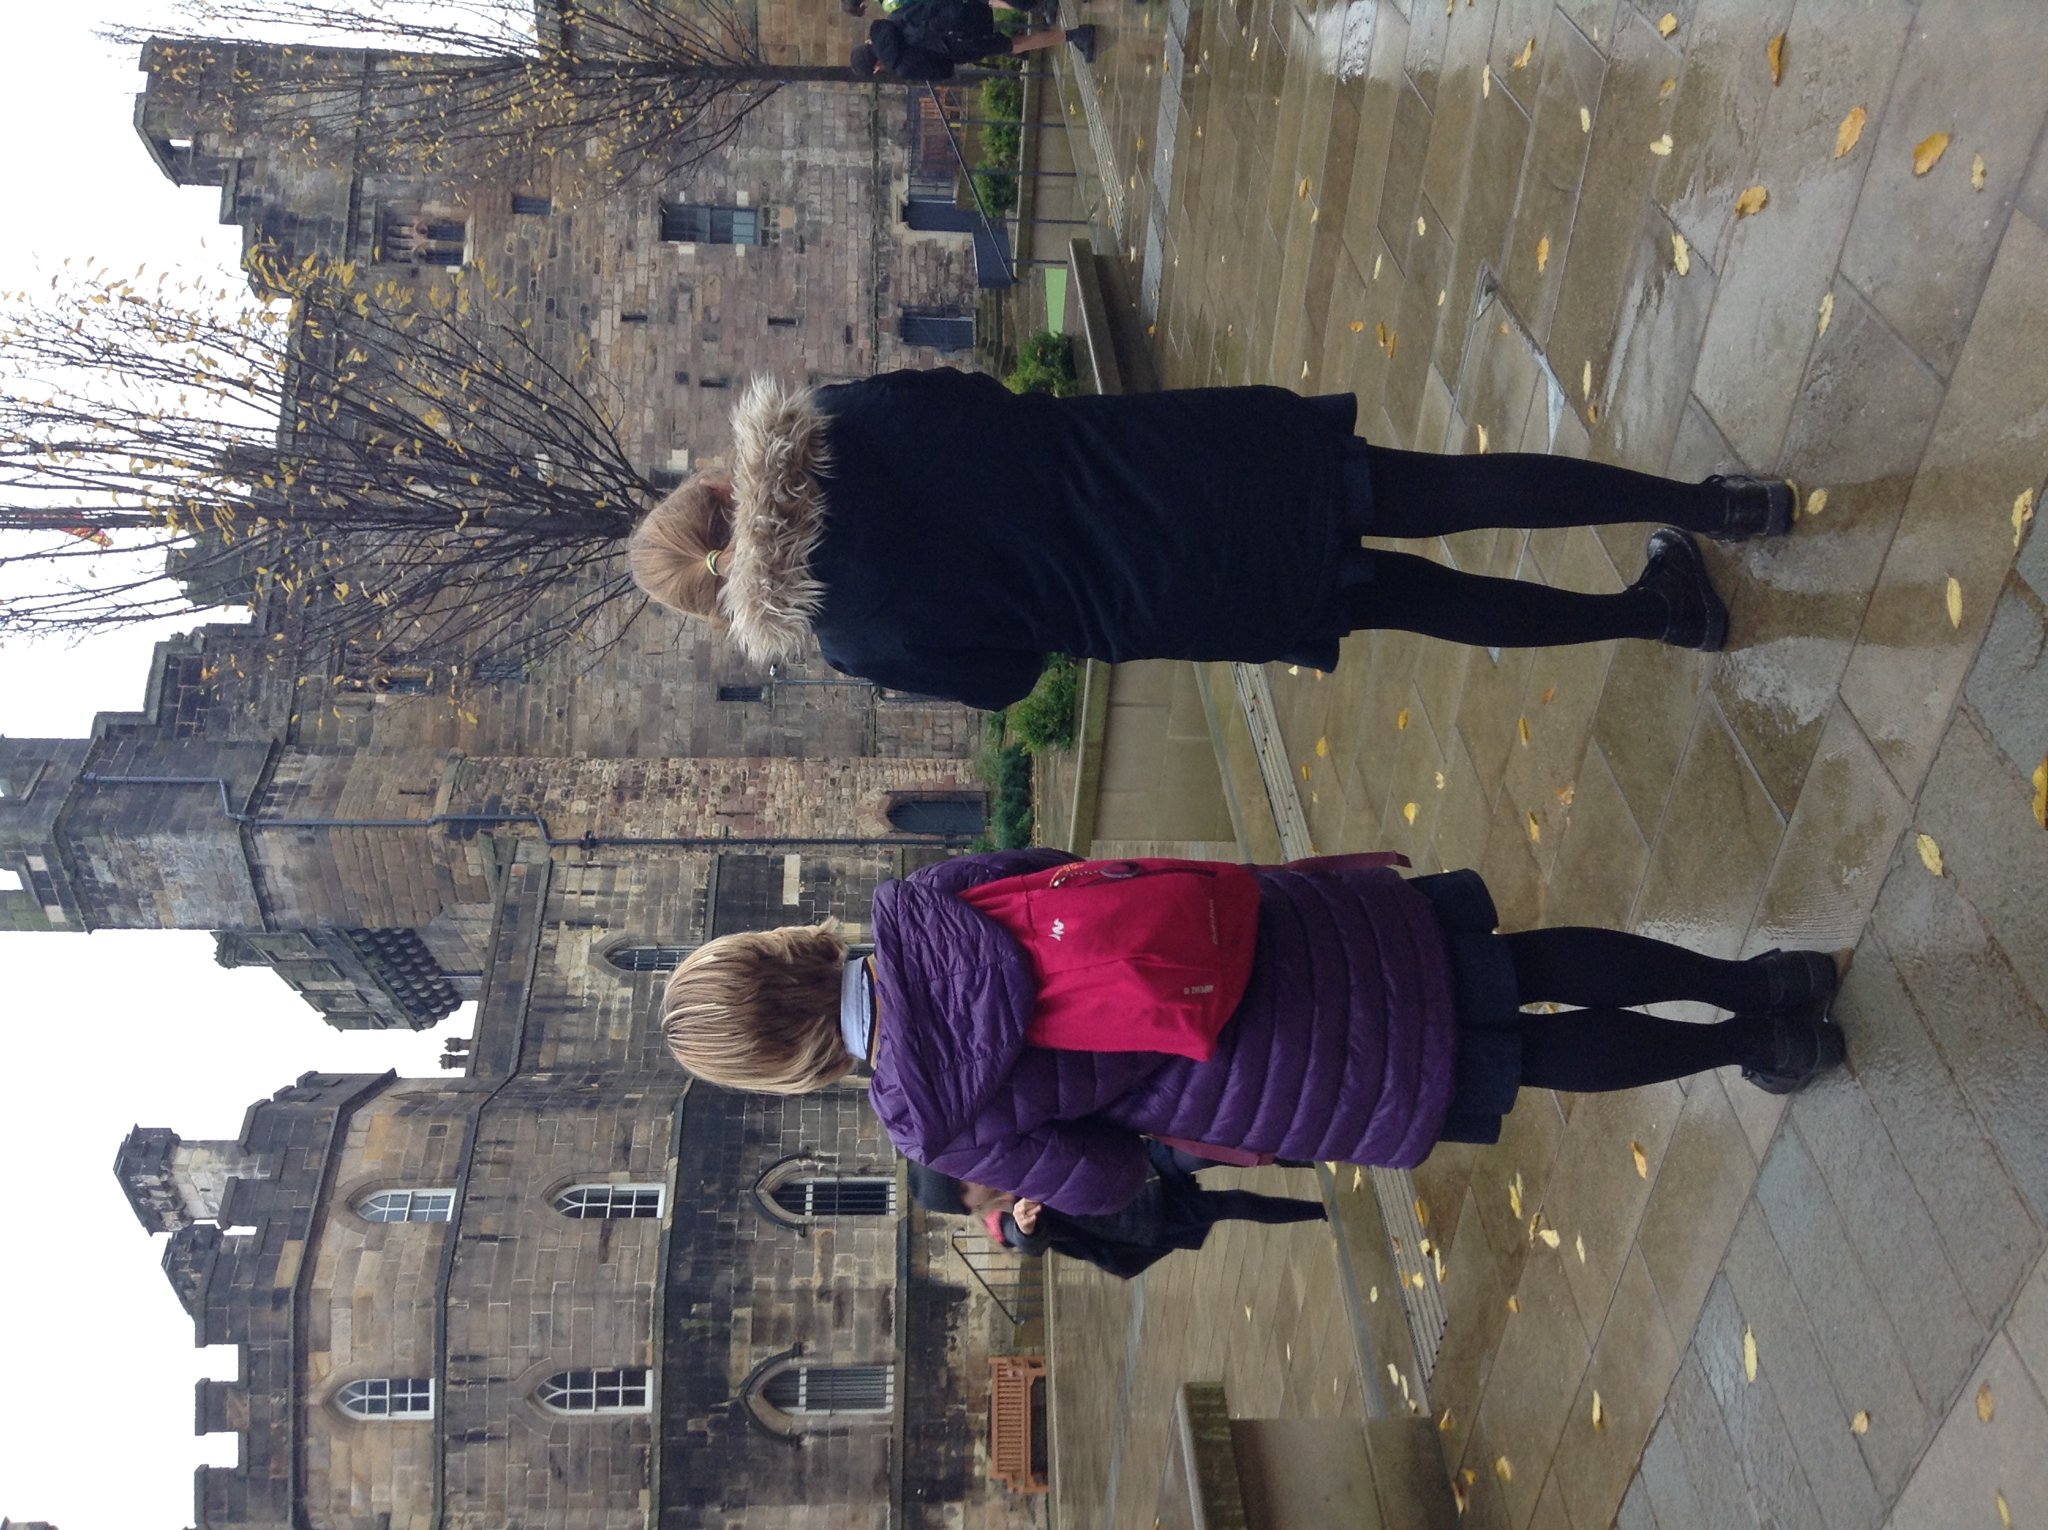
[957, 853, 1410, 1060]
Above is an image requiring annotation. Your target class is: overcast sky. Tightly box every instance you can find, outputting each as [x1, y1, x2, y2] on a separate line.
[0, 10, 459, 1526]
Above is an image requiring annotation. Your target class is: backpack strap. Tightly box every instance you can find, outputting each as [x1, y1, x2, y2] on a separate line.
[1260, 850, 1412, 873]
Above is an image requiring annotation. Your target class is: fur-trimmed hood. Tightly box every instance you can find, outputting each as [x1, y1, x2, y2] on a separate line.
[719, 377, 832, 665]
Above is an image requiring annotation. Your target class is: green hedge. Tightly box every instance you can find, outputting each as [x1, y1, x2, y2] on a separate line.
[985, 742, 1035, 848]
[1005, 330, 1078, 397]
[1007, 654, 1080, 752]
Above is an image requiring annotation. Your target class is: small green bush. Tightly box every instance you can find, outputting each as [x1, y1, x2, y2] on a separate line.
[980, 75, 1023, 122]
[973, 169, 1017, 216]
[1007, 655, 1080, 752]
[1004, 330, 1078, 396]
[981, 119, 1022, 167]
[986, 742, 1035, 848]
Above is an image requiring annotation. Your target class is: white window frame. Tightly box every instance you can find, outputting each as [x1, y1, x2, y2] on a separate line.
[337, 1377, 436, 1419]
[357, 1188, 456, 1223]
[538, 1368, 653, 1415]
[554, 1183, 666, 1220]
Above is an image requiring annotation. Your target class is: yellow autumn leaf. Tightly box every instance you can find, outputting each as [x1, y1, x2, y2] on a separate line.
[1651, 133, 1674, 156]
[1509, 1172, 1524, 1218]
[1819, 290, 1835, 336]
[1972, 154, 1987, 190]
[1440, 1408, 1455, 1432]
[1315, 736, 1329, 757]
[1301, 764, 1313, 781]
[1245, 1304, 1254, 1321]
[1396, 707, 1411, 729]
[1659, 77, 1677, 102]
[1351, 319, 1366, 333]
[1631, 1141, 1649, 1178]
[1581, 105, 1592, 133]
[1377, 320, 1389, 348]
[1592, 1390, 1605, 1430]
[1483, 63, 1492, 97]
[1582, 360, 1593, 398]
[1451, 1478, 1468, 1516]
[2014, 487, 2036, 549]
[1513, 36, 1535, 70]
[1495, 1455, 1514, 1484]
[1435, 771, 1447, 789]
[1806, 488, 1828, 517]
[1507, 1293, 1522, 1312]
[1387, 331, 1399, 360]
[1374, 253, 1383, 279]
[1575, 1232, 1587, 1264]
[1657, 11, 1678, 37]
[1528, 811, 1543, 843]
[1836, 106, 1867, 159]
[1477, 423, 1490, 453]
[1673, 232, 1692, 275]
[1403, 801, 1419, 825]
[2033, 756, 2047, 830]
[1538, 1225, 1561, 1248]
[1850, 1410, 1870, 1435]
[1743, 1327, 1759, 1382]
[1537, 234, 1551, 272]
[1416, 1197, 1430, 1226]
[1913, 131, 1951, 175]
[1918, 832, 1945, 877]
[1417, 214, 1428, 236]
[1736, 184, 1770, 217]
[1946, 575, 1963, 628]
[1977, 1381, 1995, 1422]
[1518, 716, 1532, 745]
[1556, 784, 1576, 806]
[1997, 1491, 2012, 1529]
[1542, 686, 1559, 705]
[1768, 31, 1786, 85]
[1298, 176, 1311, 199]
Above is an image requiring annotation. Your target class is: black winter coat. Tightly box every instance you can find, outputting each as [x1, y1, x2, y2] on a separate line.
[716, 368, 1359, 710]
[868, 0, 1007, 78]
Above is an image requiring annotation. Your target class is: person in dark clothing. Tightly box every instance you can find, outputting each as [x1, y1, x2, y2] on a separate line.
[848, 0, 1094, 78]
[627, 368, 1794, 712]
[903, 1159, 1327, 1280]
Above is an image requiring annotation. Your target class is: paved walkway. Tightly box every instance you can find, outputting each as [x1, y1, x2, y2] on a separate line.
[1040, 2, 2048, 1528]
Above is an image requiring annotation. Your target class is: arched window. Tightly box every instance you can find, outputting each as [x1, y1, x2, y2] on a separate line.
[538, 1368, 652, 1414]
[555, 1184, 665, 1219]
[605, 945, 692, 973]
[761, 1365, 893, 1415]
[338, 1378, 435, 1419]
[885, 792, 987, 838]
[769, 1178, 895, 1217]
[358, 1188, 456, 1223]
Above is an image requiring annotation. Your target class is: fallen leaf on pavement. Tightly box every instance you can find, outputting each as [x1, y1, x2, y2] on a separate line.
[1818, 290, 1835, 336]
[2033, 756, 2047, 831]
[1918, 833, 1945, 877]
[1673, 232, 1691, 274]
[1768, 31, 1785, 85]
[1542, 685, 1559, 704]
[1806, 488, 1828, 517]
[1978, 1382, 1995, 1422]
[1351, 319, 1366, 333]
[1575, 1232, 1587, 1263]
[1657, 11, 1678, 37]
[1518, 716, 1531, 745]
[1477, 423, 1490, 453]
[1592, 1391, 1605, 1430]
[1513, 36, 1536, 70]
[1483, 63, 1492, 98]
[1506, 1294, 1521, 1312]
[1913, 131, 1951, 175]
[1631, 1142, 1649, 1178]
[1315, 736, 1329, 757]
[1528, 812, 1542, 844]
[1403, 801, 1419, 825]
[1538, 1225, 1561, 1248]
[1435, 771, 1447, 790]
[1537, 234, 1550, 272]
[1836, 106, 1867, 159]
[1651, 133, 1674, 156]
[1851, 1410, 1871, 1435]
[1972, 153, 1987, 190]
[1510, 1173, 1524, 1218]
[1658, 76, 1677, 102]
[1396, 706, 1410, 729]
[1440, 1408, 1455, 1432]
[1298, 176, 1311, 199]
[2015, 487, 2036, 548]
[1946, 575, 1963, 628]
[1581, 105, 1592, 133]
[1744, 1327, 1759, 1383]
[1495, 1456, 1514, 1484]
[1736, 184, 1770, 217]
[1556, 785, 1575, 806]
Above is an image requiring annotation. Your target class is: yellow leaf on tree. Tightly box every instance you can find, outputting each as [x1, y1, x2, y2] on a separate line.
[1946, 575, 1963, 628]
[1657, 11, 1678, 37]
[1768, 32, 1786, 85]
[1403, 801, 1419, 825]
[1819, 290, 1836, 336]
[1631, 1142, 1649, 1179]
[1913, 131, 1951, 175]
[1735, 184, 1770, 218]
[2014, 487, 2036, 549]
[1918, 832, 1945, 877]
[1673, 232, 1692, 275]
[1743, 1327, 1759, 1382]
[1537, 234, 1551, 272]
[1836, 106, 1867, 159]
[1977, 1381, 1995, 1422]
[1513, 36, 1536, 70]
[1806, 488, 1828, 517]
[1850, 1410, 1870, 1435]
[1397, 707, 1411, 729]
[1972, 153, 1988, 191]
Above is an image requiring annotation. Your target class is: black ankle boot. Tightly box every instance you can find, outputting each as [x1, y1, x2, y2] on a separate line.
[1746, 948, 1841, 1014]
[1703, 474, 1795, 540]
[1740, 1010, 1847, 1095]
[1634, 528, 1728, 651]
[1065, 23, 1097, 58]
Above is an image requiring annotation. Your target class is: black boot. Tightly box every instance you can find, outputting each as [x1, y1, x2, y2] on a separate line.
[1635, 528, 1728, 651]
[1740, 1009, 1847, 1095]
[1745, 948, 1842, 1013]
[1065, 23, 1097, 59]
[1703, 474, 1796, 540]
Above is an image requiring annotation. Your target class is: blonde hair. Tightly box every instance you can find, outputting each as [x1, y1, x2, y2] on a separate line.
[661, 923, 853, 1093]
[629, 476, 732, 622]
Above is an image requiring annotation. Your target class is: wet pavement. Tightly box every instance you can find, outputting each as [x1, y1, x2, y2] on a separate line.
[1036, 2, 2048, 1528]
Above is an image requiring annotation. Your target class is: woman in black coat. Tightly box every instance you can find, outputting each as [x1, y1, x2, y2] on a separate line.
[628, 368, 1792, 710]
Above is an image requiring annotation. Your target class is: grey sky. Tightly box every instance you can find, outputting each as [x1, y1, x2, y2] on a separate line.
[1, 9, 458, 1526]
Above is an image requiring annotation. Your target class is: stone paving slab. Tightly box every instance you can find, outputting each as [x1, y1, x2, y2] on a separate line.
[1040, 1, 2048, 1527]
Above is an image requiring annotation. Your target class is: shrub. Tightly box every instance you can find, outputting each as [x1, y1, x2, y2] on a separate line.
[980, 75, 1023, 122]
[1004, 330, 1078, 397]
[973, 169, 1017, 216]
[1006, 654, 1080, 752]
[985, 743, 1035, 848]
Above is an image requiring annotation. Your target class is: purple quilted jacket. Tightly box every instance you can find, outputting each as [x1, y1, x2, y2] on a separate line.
[867, 849, 1460, 1214]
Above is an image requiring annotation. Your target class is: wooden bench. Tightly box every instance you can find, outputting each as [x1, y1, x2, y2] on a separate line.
[988, 1354, 1049, 1494]
[1158, 1382, 1459, 1530]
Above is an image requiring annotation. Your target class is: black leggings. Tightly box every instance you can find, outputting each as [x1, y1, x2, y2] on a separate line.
[1342, 445, 1730, 647]
[1499, 927, 1775, 1092]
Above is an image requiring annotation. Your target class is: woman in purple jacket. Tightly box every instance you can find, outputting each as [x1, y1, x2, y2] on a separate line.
[660, 851, 1846, 1214]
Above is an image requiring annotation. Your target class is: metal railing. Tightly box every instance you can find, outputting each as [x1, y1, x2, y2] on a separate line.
[949, 1228, 1046, 1326]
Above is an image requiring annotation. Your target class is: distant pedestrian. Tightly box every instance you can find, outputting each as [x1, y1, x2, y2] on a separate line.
[629, 370, 1792, 711]
[656, 849, 1849, 1214]
[904, 1159, 1326, 1280]
[849, 0, 1094, 79]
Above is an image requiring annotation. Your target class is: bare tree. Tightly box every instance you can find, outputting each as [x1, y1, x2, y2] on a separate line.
[117, 0, 856, 189]
[1, 247, 656, 670]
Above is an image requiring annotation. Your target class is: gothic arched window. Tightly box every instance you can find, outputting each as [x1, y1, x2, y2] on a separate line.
[885, 792, 987, 838]
[605, 945, 692, 973]
[337, 1378, 435, 1419]
[357, 1188, 456, 1223]
[538, 1369, 652, 1414]
[769, 1178, 895, 1218]
[555, 1184, 665, 1219]
[760, 1365, 893, 1415]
